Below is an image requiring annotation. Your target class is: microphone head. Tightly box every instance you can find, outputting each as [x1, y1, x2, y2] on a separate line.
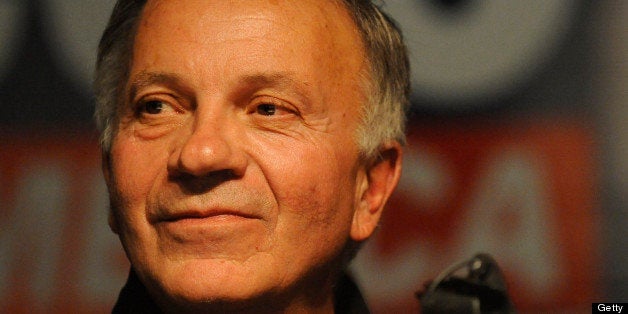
[418, 253, 516, 314]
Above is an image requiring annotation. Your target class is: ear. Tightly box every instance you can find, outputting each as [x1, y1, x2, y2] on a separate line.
[351, 142, 403, 242]
[102, 151, 120, 234]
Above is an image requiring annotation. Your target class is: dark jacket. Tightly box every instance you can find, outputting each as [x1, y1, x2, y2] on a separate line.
[112, 269, 370, 314]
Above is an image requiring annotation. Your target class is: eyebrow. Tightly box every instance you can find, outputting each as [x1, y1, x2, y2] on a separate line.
[128, 71, 185, 102]
[241, 72, 301, 87]
[127, 71, 313, 108]
[239, 72, 312, 104]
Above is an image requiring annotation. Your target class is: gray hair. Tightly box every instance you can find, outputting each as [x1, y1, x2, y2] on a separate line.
[94, 0, 410, 159]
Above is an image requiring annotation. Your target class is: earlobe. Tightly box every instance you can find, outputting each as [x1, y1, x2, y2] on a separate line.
[350, 142, 403, 242]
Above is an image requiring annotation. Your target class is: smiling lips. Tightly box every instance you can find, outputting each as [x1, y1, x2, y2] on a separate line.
[155, 206, 265, 245]
[160, 208, 260, 222]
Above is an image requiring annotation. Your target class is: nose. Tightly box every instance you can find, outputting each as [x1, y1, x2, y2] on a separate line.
[167, 109, 248, 181]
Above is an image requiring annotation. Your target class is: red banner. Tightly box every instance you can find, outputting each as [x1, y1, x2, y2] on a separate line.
[352, 116, 600, 313]
[0, 116, 600, 313]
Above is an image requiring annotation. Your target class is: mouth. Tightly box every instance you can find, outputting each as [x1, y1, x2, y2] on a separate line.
[152, 207, 267, 253]
[157, 208, 262, 225]
[160, 209, 259, 222]
[154, 208, 264, 244]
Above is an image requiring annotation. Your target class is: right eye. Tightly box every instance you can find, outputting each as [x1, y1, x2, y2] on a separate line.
[140, 100, 169, 115]
[126, 93, 186, 139]
[256, 103, 277, 116]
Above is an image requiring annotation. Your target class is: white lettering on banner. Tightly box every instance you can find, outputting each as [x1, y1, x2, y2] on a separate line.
[395, 145, 453, 211]
[351, 145, 453, 306]
[457, 149, 559, 295]
[351, 238, 433, 306]
[352, 146, 559, 306]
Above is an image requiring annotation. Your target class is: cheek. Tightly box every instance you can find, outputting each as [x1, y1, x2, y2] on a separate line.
[259, 138, 358, 223]
[109, 137, 164, 212]
[260, 143, 359, 272]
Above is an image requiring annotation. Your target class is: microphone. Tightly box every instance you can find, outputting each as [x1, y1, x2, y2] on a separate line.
[417, 253, 516, 314]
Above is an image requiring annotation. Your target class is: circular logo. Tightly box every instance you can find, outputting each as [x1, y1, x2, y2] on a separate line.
[383, 0, 578, 108]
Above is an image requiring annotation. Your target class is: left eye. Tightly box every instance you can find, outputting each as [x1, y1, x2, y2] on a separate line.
[143, 100, 166, 114]
[256, 103, 276, 116]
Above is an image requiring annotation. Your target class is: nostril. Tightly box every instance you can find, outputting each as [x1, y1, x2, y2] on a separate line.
[169, 169, 240, 194]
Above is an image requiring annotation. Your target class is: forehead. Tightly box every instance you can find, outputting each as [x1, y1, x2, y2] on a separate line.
[141, 0, 350, 29]
[131, 0, 367, 108]
[135, 0, 364, 68]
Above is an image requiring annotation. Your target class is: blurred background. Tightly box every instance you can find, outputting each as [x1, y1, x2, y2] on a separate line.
[0, 0, 625, 313]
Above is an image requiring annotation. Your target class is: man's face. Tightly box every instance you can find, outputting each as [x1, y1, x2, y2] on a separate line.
[105, 0, 389, 310]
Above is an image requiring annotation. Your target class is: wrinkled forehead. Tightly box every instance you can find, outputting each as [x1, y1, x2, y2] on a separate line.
[138, 0, 363, 53]
[132, 0, 369, 106]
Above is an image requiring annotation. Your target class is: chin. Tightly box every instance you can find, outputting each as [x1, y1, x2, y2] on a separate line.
[143, 257, 285, 310]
